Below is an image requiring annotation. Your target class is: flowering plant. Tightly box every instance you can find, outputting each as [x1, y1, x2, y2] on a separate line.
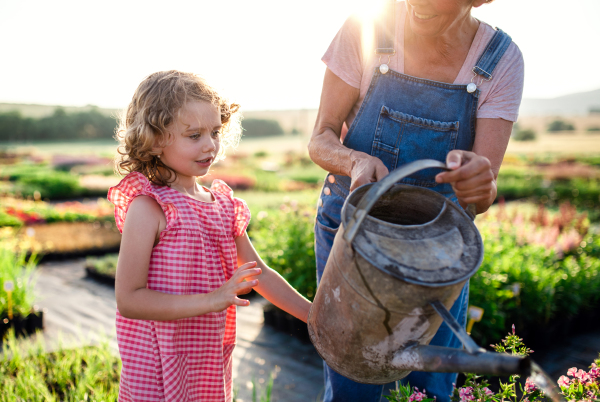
[556, 356, 600, 402]
[384, 383, 435, 402]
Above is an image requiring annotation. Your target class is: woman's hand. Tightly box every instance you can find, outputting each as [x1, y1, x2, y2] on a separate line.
[209, 262, 262, 312]
[434, 150, 495, 213]
[349, 152, 389, 191]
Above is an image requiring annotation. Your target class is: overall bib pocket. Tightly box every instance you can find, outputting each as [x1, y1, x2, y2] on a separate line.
[371, 106, 459, 186]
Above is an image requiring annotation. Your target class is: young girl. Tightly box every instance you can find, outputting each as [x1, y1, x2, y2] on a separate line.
[108, 70, 312, 402]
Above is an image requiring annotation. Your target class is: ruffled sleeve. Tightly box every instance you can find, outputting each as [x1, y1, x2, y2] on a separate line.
[211, 179, 251, 238]
[107, 171, 178, 234]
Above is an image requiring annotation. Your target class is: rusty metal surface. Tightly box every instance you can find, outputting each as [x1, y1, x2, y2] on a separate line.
[309, 224, 465, 384]
[392, 345, 531, 377]
[308, 160, 514, 385]
[344, 184, 482, 286]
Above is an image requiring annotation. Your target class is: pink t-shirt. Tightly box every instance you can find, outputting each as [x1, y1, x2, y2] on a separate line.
[323, 1, 525, 128]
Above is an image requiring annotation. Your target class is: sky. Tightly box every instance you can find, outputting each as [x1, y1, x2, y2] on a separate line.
[0, 0, 599, 111]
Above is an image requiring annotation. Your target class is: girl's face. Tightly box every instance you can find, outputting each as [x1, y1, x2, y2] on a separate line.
[405, 0, 484, 38]
[159, 100, 222, 182]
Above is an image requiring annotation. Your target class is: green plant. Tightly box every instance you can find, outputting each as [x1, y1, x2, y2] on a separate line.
[85, 254, 118, 277]
[0, 331, 120, 401]
[0, 164, 83, 199]
[512, 129, 536, 142]
[470, 203, 600, 344]
[249, 201, 317, 300]
[587, 126, 600, 133]
[450, 326, 545, 402]
[0, 209, 23, 227]
[556, 354, 600, 401]
[385, 383, 435, 402]
[252, 374, 274, 402]
[253, 150, 269, 158]
[0, 239, 38, 318]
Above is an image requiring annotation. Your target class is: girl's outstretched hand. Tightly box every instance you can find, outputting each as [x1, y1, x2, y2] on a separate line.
[209, 262, 261, 312]
[434, 150, 495, 212]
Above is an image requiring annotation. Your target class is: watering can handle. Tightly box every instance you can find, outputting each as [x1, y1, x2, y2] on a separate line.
[343, 159, 476, 244]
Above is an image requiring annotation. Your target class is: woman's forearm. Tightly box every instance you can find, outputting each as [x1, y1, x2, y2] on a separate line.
[308, 128, 354, 177]
[117, 288, 213, 321]
[308, 68, 361, 177]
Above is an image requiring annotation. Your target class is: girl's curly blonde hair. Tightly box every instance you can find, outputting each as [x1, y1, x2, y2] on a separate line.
[115, 70, 241, 186]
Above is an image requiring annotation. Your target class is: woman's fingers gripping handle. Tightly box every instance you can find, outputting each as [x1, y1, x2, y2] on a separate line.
[349, 153, 389, 191]
[434, 150, 494, 207]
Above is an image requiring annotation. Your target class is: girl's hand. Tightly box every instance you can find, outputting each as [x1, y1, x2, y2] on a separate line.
[434, 150, 495, 211]
[209, 262, 261, 312]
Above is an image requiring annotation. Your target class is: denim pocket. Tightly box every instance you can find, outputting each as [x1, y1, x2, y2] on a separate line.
[372, 106, 459, 187]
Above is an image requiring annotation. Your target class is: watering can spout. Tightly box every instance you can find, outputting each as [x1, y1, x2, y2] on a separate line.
[392, 344, 531, 377]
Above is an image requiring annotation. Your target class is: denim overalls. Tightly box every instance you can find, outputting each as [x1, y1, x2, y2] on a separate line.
[314, 19, 512, 402]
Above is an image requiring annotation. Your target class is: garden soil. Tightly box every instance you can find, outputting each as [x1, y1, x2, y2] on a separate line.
[34, 259, 600, 401]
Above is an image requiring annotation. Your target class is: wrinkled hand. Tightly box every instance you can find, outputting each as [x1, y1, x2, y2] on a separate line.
[435, 150, 494, 208]
[209, 262, 261, 312]
[350, 153, 389, 191]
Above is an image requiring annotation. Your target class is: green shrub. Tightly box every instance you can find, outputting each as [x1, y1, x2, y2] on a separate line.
[547, 119, 575, 132]
[0, 210, 23, 227]
[253, 150, 269, 158]
[242, 119, 284, 138]
[496, 167, 600, 214]
[86, 254, 118, 277]
[512, 129, 536, 142]
[470, 206, 600, 345]
[249, 204, 316, 300]
[587, 126, 600, 133]
[0, 164, 83, 199]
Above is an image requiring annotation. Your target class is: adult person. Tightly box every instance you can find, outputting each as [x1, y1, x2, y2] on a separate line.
[307, 0, 524, 401]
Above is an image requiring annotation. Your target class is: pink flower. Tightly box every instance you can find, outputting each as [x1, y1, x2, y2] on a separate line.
[524, 378, 537, 393]
[408, 391, 427, 402]
[458, 387, 475, 402]
[558, 376, 570, 387]
[575, 369, 591, 383]
[589, 365, 599, 380]
[512, 324, 516, 335]
[483, 387, 493, 396]
[567, 367, 578, 377]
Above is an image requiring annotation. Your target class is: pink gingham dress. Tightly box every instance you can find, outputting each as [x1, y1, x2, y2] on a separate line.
[108, 172, 251, 402]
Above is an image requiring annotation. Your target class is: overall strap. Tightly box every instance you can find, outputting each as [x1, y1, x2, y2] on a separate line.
[375, 0, 396, 55]
[472, 28, 513, 80]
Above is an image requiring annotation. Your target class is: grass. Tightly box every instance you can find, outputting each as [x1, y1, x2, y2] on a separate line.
[0, 331, 120, 401]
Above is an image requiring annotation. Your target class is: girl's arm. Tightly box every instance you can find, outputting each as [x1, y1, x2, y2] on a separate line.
[116, 196, 261, 321]
[235, 232, 312, 323]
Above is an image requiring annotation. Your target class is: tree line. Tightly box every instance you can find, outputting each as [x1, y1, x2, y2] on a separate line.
[0, 108, 288, 142]
[0, 108, 118, 142]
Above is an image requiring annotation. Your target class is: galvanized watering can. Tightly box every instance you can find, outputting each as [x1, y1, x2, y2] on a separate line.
[308, 159, 530, 384]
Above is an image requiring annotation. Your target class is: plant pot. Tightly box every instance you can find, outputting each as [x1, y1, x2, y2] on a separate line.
[0, 309, 44, 342]
[85, 266, 116, 286]
[262, 303, 311, 344]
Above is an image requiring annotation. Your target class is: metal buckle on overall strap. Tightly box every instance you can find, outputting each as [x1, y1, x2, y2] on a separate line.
[375, 0, 396, 74]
